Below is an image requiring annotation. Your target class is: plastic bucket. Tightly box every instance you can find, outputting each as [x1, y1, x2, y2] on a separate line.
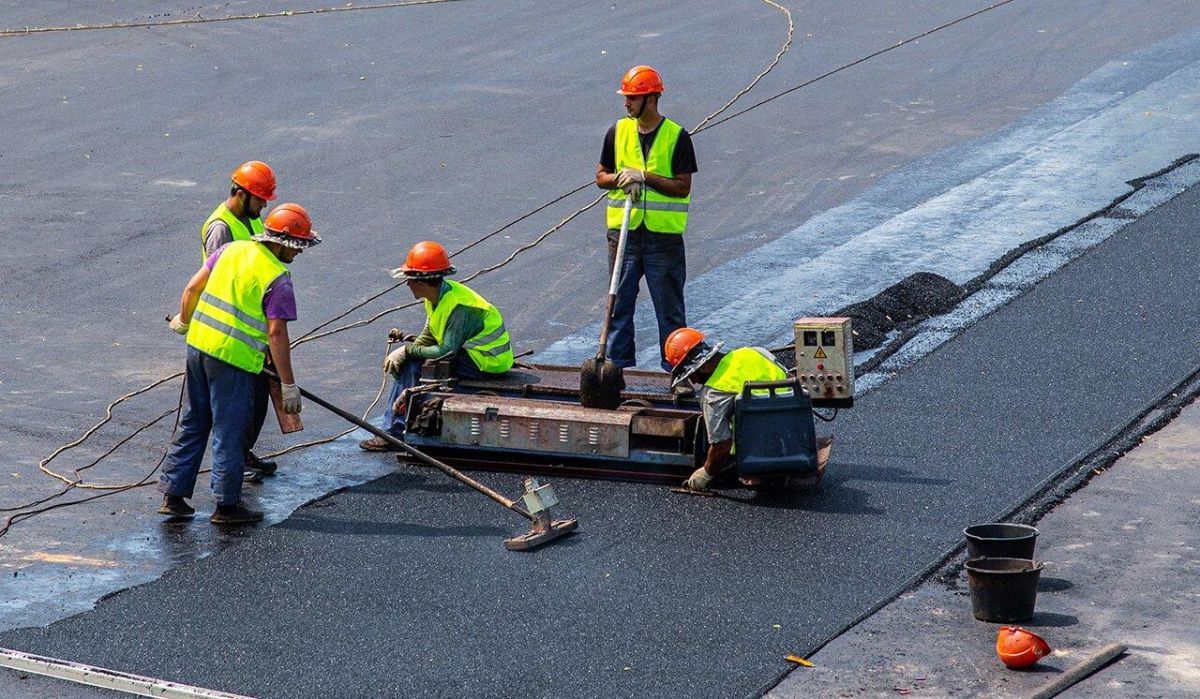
[965, 557, 1043, 622]
[963, 523, 1038, 560]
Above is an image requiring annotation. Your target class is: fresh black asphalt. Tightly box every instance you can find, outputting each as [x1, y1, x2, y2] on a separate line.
[4, 180, 1199, 698]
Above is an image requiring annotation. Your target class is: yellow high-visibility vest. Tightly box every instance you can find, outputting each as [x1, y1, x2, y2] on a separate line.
[187, 241, 287, 373]
[606, 117, 690, 234]
[425, 280, 513, 373]
[200, 203, 264, 260]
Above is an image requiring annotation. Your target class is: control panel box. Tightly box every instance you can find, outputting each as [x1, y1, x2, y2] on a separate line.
[793, 317, 854, 407]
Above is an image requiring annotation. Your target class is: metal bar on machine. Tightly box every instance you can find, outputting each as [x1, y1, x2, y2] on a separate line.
[0, 647, 255, 699]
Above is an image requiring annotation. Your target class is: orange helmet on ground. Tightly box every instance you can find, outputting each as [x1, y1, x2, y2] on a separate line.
[390, 241, 456, 280]
[996, 626, 1051, 669]
[666, 327, 723, 387]
[231, 160, 277, 201]
[255, 203, 321, 249]
[617, 65, 664, 96]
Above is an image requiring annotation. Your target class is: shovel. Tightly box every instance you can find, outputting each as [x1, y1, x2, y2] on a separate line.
[580, 196, 633, 409]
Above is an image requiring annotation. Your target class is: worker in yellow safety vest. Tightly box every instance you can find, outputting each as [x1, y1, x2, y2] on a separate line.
[665, 327, 830, 491]
[199, 160, 279, 479]
[595, 65, 697, 372]
[161, 203, 320, 524]
[360, 241, 514, 451]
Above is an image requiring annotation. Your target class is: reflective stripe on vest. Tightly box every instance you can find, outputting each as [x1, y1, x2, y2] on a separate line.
[200, 203, 265, 260]
[424, 280, 514, 373]
[606, 117, 691, 234]
[186, 240, 287, 373]
[704, 347, 788, 395]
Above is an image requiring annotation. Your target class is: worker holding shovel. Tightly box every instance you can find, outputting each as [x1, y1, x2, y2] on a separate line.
[359, 241, 514, 451]
[595, 65, 697, 372]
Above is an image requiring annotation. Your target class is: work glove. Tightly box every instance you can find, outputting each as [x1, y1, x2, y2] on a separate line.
[616, 167, 645, 189]
[168, 314, 189, 335]
[684, 466, 714, 491]
[383, 343, 412, 376]
[281, 382, 302, 415]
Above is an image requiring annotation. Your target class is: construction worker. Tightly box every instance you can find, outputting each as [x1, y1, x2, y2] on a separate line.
[200, 160, 279, 479]
[359, 241, 514, 451]
[161, 203, 320, 523]
[665, 328, 830, 492]
[595, 65, 697, 371]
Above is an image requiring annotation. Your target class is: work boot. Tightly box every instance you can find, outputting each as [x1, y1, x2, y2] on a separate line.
[157, 495, 195, 518]
[210, 502, 264, 525]
[359, 434, 402, 452]
[246, 451, 278, 476]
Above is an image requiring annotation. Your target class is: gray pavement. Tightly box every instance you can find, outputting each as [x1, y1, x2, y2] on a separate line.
[6, 0, 1200, 634]
[4, 3, 1200, 697]
[4, 144, 1200, 698]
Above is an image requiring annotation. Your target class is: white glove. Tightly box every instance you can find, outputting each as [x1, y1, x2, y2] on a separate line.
[616, 168, 645, 190]
[383, 343, 411, 376]
[281, 382, 302, 415]
[169, 314, 189, 335]
[684, 466, 713, 491]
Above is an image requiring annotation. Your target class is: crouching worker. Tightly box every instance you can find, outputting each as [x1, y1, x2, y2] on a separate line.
[160, 204, 319, 523]
[665, 327, 831, 492]
[359, 241, 514, 451]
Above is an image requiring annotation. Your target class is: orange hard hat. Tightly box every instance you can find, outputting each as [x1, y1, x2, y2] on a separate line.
[666, 327, 724, 388]
[257, 202, 321, 248]
[390, 240, 457, 280]
[617, 65, 664, 96]
[996, 626, 1051, 669]
[665, 327, 706, 368]
[231, 160, 277, 201]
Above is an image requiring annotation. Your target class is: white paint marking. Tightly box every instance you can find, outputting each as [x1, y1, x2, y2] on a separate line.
[0, 647, 255, 698]
[153, 178, 197, 187]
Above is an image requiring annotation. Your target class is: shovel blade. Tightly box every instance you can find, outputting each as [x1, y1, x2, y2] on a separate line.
[579, 356, 625, 409]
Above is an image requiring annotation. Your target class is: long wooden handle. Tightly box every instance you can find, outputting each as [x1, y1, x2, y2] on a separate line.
[262, 370, 533, 522]
[1029, 643, 1127, 699]
[597, 197, 634, 358]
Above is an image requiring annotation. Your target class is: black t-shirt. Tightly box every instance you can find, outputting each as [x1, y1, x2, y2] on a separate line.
[599, 119, 698, 175]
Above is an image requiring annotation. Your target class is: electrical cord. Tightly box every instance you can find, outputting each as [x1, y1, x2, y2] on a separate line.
[6, 0, 1020, 536]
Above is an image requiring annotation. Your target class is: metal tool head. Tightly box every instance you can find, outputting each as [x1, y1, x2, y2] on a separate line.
[579, 355, 625, 409]
[503, 516, 579, 551]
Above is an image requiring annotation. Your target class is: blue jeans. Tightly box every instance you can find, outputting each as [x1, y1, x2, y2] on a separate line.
[607, 227, 687, 371]
[158, 347, 255, 505]
[383, 352, 489, 435]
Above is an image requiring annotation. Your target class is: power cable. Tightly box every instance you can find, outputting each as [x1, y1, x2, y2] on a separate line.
[7, 0, 1018, 535]
[0, 0, 468, 38]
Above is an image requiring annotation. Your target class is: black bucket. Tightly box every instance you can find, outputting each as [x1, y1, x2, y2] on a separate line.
[965, 557, 1043, 622]
[963, 523, 1038, 559]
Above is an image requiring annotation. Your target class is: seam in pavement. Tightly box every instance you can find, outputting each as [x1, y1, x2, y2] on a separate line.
[753, 155, 1200, 698]
[854, 153, 1200, 381]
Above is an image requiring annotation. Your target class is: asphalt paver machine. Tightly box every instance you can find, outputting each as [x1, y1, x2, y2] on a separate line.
[400, 317, 854, 491]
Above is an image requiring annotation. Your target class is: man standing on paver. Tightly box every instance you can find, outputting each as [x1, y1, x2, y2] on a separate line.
[359, 241, 513, 450]
[596, 65, 697, 372]
[161, 203, 320, 523]
[200, 160, 280, 479]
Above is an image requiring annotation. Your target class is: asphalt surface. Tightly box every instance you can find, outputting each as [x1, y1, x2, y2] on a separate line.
[774, 376, 1200, 698]
[4, 158, 1200, 698]
[4, 1, 1200, 696]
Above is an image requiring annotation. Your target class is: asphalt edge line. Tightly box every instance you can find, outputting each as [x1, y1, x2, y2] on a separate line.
[0, 646, 255, 698]
[752, 211, 1200, 699]
[852, 152, 1200, 381]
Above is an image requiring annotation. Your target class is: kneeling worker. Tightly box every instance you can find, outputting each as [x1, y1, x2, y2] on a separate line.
[665, 327, 830, 492]
[160, 203, 320, 523]
[360, 241, 514, 451]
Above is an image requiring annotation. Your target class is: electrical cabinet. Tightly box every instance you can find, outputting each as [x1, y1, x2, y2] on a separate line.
[793, 317, 854, 407]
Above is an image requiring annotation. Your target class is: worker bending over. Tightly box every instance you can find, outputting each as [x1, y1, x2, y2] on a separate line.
[199, 160, 280, 478]
[161, 204, 320, 523]
[360, 241, 514, 451]
[665, 328, 830, 492]
[595, 65, 697, 371]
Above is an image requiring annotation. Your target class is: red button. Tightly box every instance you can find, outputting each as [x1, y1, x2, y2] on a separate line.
[816, 363, 825, 371]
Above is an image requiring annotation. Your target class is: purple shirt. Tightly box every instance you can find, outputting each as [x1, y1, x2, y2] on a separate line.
[205, 246, 297, 321]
